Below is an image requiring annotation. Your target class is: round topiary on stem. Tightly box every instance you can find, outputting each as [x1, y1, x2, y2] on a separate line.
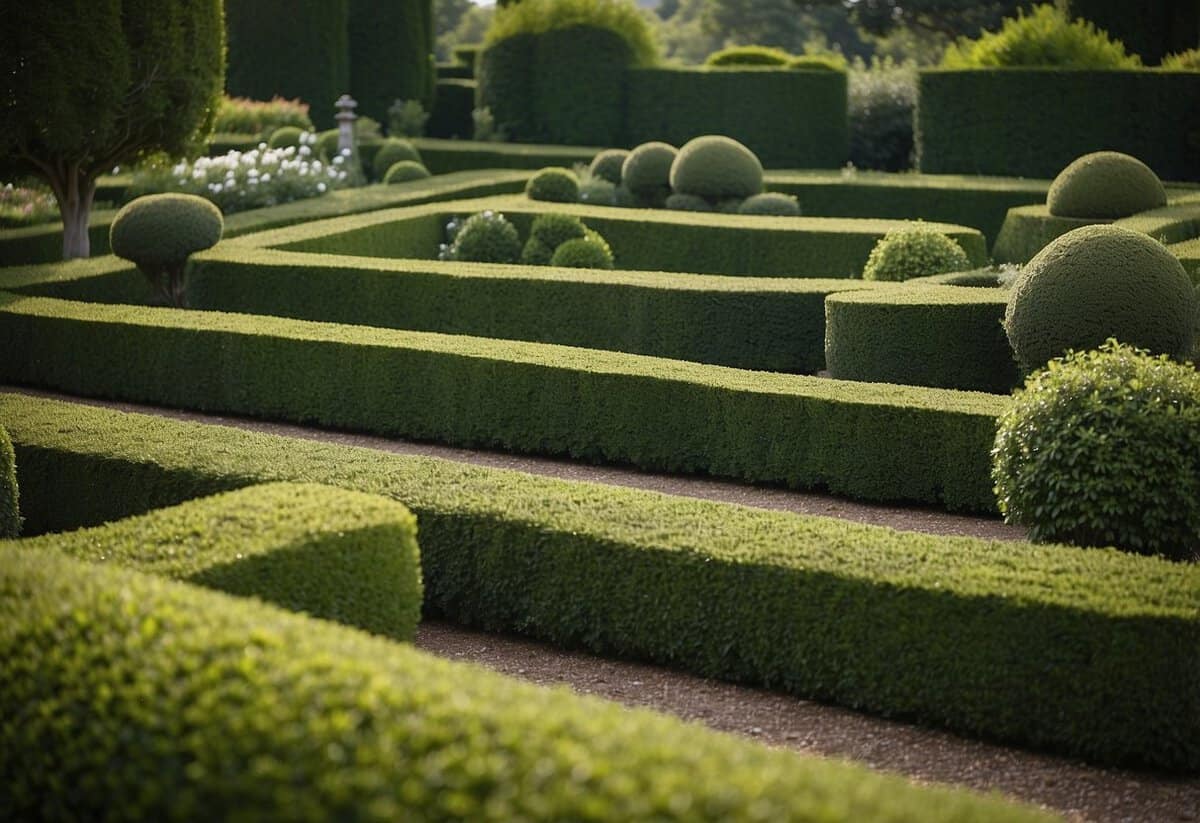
[621, 142, 677, 203]
[1046, 152, 1167, 219]
[551, 233, 614, 269]
[526, 167, 580, 203]
[669, 135, 763, 201]
[446, 210, 521, 263]
[1004, 224, 1197, 373]
[383, 161, 431, 184]
[738, 192, 801, 216]
[589, 149, 630, 185]
[110, 193, 224, 307]
[993, 340, 1200, 561]
[861, 223, 970, 282]
[372, 138, 423, 180]
[267, 126, 305, 149]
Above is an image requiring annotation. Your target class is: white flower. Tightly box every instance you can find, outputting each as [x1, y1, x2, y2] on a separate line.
[340, 148, 352, 157]
[258, 142, 268, 151]
[299, 145, 311, 157]
[261, 173, 271, 183]
[316, 182, 326, 193]
[248, 177, 259, 185]
[332, 155, 343, 166]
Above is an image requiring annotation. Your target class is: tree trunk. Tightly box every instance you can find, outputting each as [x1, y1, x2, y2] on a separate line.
[51, 166, 97, 260]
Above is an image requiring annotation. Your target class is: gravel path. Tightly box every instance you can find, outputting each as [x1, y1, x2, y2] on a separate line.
[9, 386, 1197, 821]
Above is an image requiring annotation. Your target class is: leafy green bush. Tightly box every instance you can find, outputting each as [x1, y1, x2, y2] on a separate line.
[383, 161, 432, 184]
[444, 210, 521, 263]
[316, 128, 341, 162]
[519, 237, 555, 265]
[526, 166, 581, 202]
[267, 126, 306, 149]
[372, 138, 423, 180]
[110, 194, 224, 306]
[1004, 225, 1198, 372]
[621, 141, 677, 202]
[589, 148, 629, 184]
[739, 192, 801, 216]
[669, 135, 763, 201]
[550, 233, 614, 269]
[848, 57, 916, 172]
[1046, 151, 1167, 218]
[993, 341, 1200, 561]
[214, 96, 313, 136]
[705, 45, 791, 66]
[484, 0, 659, 66]
[786, 53, 848, 71]
[664, 193, 713, 212]
[941, 4, 1141, 68]
[861, 223, 970, 282]
[0, 425, 18, 539]
[529, 212, 587, 249]
[387, 99, 430, 138]
[1161, 48, 1200, 70]
[578, 177, 618, 206]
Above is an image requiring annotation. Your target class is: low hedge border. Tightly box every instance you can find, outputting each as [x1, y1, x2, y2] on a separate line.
[237, 195, 989, 279]
[824, 285, 1018, 393]
[0, 171, 532, 267]
[8, 482, 422, 640]
[1169, 236, 1200, 283]
[0, 292, 1005, 511]
[4, 392, 1198, 772]
[0, 544, 1056, 820]
[0, 424, 17, 538]
[187, 247, 882, 372]
[412, 137, 601, 175]
[0, 256, 148, 304]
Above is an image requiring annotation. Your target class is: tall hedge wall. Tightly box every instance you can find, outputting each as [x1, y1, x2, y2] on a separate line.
[225, 0, 350, 128]
[916, 70, 1200, 182]
[1056, 0, 1200, 64]
[348, 0, 435, 122]
[626, 69, 848, 169]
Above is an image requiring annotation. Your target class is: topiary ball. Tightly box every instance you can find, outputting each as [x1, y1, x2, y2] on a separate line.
[447, 210, 521, 264]
[1004, 224, 1197, 372]
[267, 126, 305, 149]
[110, 194, 224, 307]
[664, 193, 712, 212]
[669, 135, 763, 201]
[621, 142, 677, 200]
[589, 149, 630, 185]
[372, 138, 423, 180]
[861, 223, 970, 282]
[383, 161, 432, 184]
[529, 213, 587, 249]
[739, 192, 801, 216]
[526, 167, 580, 203]
[316, 129, 341, 161]
[993, 340, 1200, 561]
[551, 234, 614, 269]
[1046, 151, 1167, 219]
[520, 237, 555, 266]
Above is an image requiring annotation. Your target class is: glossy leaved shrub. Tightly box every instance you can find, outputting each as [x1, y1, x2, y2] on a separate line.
[861, 223, 970, 282]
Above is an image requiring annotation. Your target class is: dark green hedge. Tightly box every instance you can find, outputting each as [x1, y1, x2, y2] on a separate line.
[188, 248, 878, 372]
[0, 293, 1004, 511]
[1056, 0, 1200, 64]
[625, 68, 848, 169]
[428, 80, 476, 139]
[825, 285, 1018, 393]
[436, 62, 474, 80]
[0, 544, 1058, 820]
[916, 70, 1200, 182]
[0, 424, 18, 538]
[348, 0, 435, 122]
[10, 483, 422, 640]
[5, 392, 1199, 773]
[225, 0, 350, 128]
[991, 205, 1105, 264]
[412, 138, 600, 174]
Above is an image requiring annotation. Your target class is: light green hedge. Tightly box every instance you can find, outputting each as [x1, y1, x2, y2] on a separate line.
[9, 482, 421, 640]
[824, 284, 1018, 393]
[0, 424, 18, 538]
[411, 138, 601, 174]
[5, 392, 1199, 772]
[0, 543, 1056, 821]
[0, 293, 1004, 511]
[188, 247, 879, 372]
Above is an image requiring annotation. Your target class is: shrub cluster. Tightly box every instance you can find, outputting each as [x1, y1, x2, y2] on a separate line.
[1161, 48, 1200, 70]
[383, 160, 431, 184]
[484, 0, 659, 66]
[213, 95, 313, 136]
[372, 138, 424, 181]
[941, 4, 1140, 68]
[387, 99, 430, 138]
[861, 223, 970, 282]
[439, 210, 522, 263]
[552, 230, 614, 269]
[848, 57, 916, 172]
[525, 167, 580, 202]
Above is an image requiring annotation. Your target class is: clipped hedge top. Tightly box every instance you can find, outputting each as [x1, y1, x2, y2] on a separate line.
[826, 283, 1007, 307]
[766, 170, 1052, 194]
[5, 392, 1199, 621]
[483, 0, 659, 66]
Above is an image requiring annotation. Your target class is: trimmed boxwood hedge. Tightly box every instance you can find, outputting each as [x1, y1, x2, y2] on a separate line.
[0, 293, 1004, 511]
[347, 0, 435, 122]
[824, 285, 1018, 393]
[5, 392, 1199, 772]
[0, 544, 1058, 821]
[916, 69, 1200, 182]
[412, 138, 601, 174]
[9, 482, 421, 640]
[188, 247, 879, 372]
[0, 424, 18, 538]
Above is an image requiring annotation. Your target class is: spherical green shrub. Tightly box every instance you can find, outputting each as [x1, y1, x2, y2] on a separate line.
[621, 142, 677, 200]
[446, 211, 522, 264]
[1046, 152, 1167, 219]
[1161, 48, 1200, 70]
[941, 4, 1140, 69]
[739, 192, 801, 216]
[267, 126, 305, 149]
[0, 424, 19, 539]
[372, 138, 423, 180]
[589, 149, 630, 184]
[383, 161, 432, 184]
[993, 340, 1200, 561]
[551, 234, 614, 269]
[1004, 225, 1197, 372]
[110, 193, 224, 306]
[316, 129, 341, 161]
[530, 213, 587, 249]
[526, 167, 580, 203]
[669, 136, 763, 201]
[664, 193, 712, 212]
[861, 223, 970, 282]
[520, 237, 555, 266]
[715, 198, 744, 214]
[705, 46, 791, 67]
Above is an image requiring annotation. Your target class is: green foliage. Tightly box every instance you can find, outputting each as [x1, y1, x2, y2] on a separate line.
[348, 0, 436, 124]
[388, 100, 431, 138]
[550, 233, 614, 269]
[739, 192, 801, 216]
[848, 57, 917, 172]
[665, 193, 713, 212]
[670, 136, 763, 200]
[215, 96, 314, 136]
[589, 149, 630, 184]
[526, 167, 581, 202]
[6, 393, 1200, 772]
[705, 45, 792, 66]
[11, 483, 422, 638]
[267, 126, 306, 149]
[110, 194, 223, 306]
[383, 161, 432, 184]
[447, 210, 522, 262]
[372, 138, 424, 181]
[316, 129, 342, 162]
[529, 212, 587, 248]
[786, 53, 849, 71]
[825, 285, 1018, 393]
[0, 425, 18, 539]
[484, 0, 659, 66]
[990, 204, 1099, 265]
[1046, 151, 1167, 218]
[942, 4, 1140, 68]
[1056, 0, 1199, 65]
[861, 223, 971, 282]
[993, 340, 1200, 561]
[577, 178, 618, 206]
[1004, 225, 1198, 371]
[519, 236, 555, 265]
[1161, 48, 1200, 70]
[621, 142, 677, 201]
